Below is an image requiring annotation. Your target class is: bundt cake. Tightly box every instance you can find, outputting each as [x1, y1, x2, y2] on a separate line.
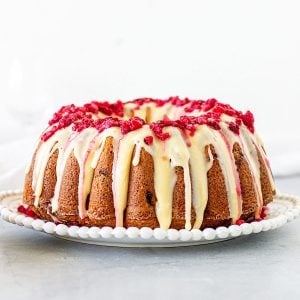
[22, 97, 276, 230]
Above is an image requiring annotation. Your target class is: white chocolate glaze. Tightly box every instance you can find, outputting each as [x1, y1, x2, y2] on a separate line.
[239, 127, 264, 217]
[32, 127, 72, 207]
[28, 100, 275, 230]
[188, 127, 214, 229]
[253, 132, 276, 192]
[205, 127, 241, 223]
[162, 127, 191, 229]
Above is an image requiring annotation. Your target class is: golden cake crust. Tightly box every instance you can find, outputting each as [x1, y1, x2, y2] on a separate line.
[88, 137, 116, 227]
[22, 98, 276, 230]
[125, 147, 159, 228]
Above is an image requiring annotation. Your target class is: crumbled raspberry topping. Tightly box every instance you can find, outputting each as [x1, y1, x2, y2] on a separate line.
[235, 206, 268, 225]
[260, 206, 268, 219]
[120, 117, 145, 134]
[149, 114, 222, 141]
[72, 116, 145, 135]
[228, 121, 240, 135]
[144, 136, 154, 145]
[129, 96, 191, 108]
[202, 98, 218, 112]
[42, 101, 124, 141]
[128, 98, 154, 107]
[184, 100, 204, 113]
[18, 205, 38, 219]
[241, 111, 255, 133]
[235, 219, 245, 225]
[41, 98, 256, 142]
[149, 122, 171, 141]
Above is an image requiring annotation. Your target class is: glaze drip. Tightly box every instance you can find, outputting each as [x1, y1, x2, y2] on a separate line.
[27, 98, 275, 229]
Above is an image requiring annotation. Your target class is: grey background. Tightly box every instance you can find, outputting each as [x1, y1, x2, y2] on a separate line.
[1, 176, 300, 300]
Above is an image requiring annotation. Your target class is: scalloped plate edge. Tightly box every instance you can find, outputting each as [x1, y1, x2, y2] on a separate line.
[1, 190, 300, 247]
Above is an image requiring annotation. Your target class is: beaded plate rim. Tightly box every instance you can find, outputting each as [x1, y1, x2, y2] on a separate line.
[0, 190, 299, 247]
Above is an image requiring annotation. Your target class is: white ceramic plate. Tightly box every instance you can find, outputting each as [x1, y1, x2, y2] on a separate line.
[0, 190, 299, 247]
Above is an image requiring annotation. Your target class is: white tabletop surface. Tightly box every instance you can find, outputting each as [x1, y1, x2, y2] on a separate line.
[1, 176, 300, 300]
